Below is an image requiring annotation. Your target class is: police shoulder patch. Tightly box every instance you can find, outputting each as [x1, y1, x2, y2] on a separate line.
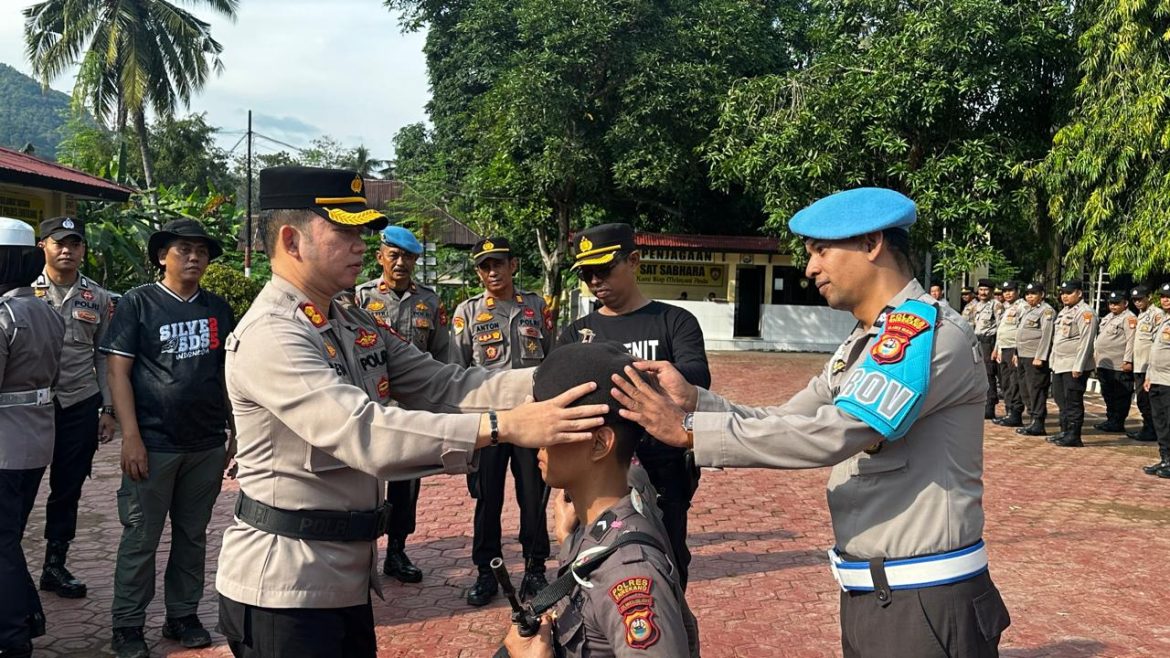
[610, 577, 658, 649]
[1129, 316, 1138, 329]
[453, 316, 465, 334]
[1082, 311, 1094, 324]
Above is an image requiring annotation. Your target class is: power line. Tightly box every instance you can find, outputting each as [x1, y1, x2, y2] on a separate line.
[253, 132, 305, 154]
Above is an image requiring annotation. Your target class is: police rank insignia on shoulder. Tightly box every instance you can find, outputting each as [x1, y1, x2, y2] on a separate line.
[476, 311, 493, 322]
[610, 577, 659, 649]
[299, 302, 327, 328]
[453, 316, 465, 334]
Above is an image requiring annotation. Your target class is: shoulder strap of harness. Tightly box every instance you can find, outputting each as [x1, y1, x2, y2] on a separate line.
[833, 298, 941, 441]
[528, 531, 667, 616]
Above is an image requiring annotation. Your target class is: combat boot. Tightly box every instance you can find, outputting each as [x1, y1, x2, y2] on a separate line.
[1053, 425, 1084, 447]
[518, 559, 548, 602]
[382, 538, 423, 583]
[984, 401, 997, 420]
[40, 540, 86, 598]
[467, 570, 497, 607]
[994, 412, 1023, 427]
[111, 627, 149, 658]
[1143, 461, 1168, 475]
[1017, 416, 1047, 436]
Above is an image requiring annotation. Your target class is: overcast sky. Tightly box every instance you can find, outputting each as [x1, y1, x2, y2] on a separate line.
[0, 0, 431, 160]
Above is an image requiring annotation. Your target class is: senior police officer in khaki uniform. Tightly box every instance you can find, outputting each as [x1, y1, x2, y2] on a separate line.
[1141, 284, 1170, 478]
[1093, 290, 1136, 433]
[970, 279, 1003, 419]
[32, 216, 116, 600]
[1014, 282, 1057, 437]
[451, 237, 555, 606]
[1049, 280, 1098, 448]
[1126, 285, 1162, 442]
[354, 224, 450, 584]
[215, 167, 608, 658]
[992, 281, 1027, 427]
[0, 217, 65, 658]
[612, 188, 1010, 657]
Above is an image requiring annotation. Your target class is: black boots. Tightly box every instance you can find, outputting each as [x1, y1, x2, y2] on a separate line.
[1016, 416, 1046, 436]
[518, 559, 548, 602]
[161, 615, 212, 648]
[1053, 425, 1084, 447]
[467, 570, 498, 607]
[111, 627, 149, 658]
[984, 401, 998, 420]
[993, 412, 1023, 427]
[382, 538, 423, 583]
[1093, 421, 1126, 432]
[40, 540, 86, 598]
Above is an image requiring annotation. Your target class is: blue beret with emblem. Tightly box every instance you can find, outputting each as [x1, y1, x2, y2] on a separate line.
[380, 225, 423, 255]
[788, 187, 916, 241]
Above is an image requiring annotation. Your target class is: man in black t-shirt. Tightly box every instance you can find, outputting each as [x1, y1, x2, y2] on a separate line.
[100, 219, 235, 658]
[557, 223, 709, 589]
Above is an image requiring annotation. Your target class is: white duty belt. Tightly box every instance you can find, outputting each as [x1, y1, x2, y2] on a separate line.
[0, 387, 53, 408]
[828, 540, 988, 592]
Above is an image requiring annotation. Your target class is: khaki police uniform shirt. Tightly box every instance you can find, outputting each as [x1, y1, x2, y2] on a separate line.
[995, 299, 1027, 350]
[691, 279, 986, 559]
[1050, 301, 1097, 374]
[1128, 307, 1165, 373]
[1146, 316, 1170, 387]
[0, 287, 65, 469]
[354, 278, 450, 361]
[1014, 302, 1056, 361]
[554, 491, 699, 658]
[971, 299, 1003, 340]
[33, 272, 113, 408]
[450, 290, 552, 370]
[1094, 310, 1135, 371]
[215, 275, 534, 608]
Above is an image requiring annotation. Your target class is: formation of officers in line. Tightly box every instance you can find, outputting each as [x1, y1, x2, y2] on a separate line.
[948, 277, 1170, 477]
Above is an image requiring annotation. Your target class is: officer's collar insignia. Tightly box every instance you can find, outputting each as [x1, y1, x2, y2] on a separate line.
[34, 274, 47, 287]
[355, 328, 379, 348]
[415, 302, 428, 311]
[485, 296, 496, 309]
[377, 281, 389, 293]
[831, 359, 847, 374]
[590, 510, 617, 541]
[482, 240, 494, 251]
[79, 277, 89, 289]
[580, 328, 596, 344]
[579, 236, 593, 252]
[871, 311, 929, 365]
[324, 342, 338, 358]
[34, 288, 46, 298]
[873, 306, 895, 329]
[299, 302, 327, 328]
[453, 316, 466, 334]
[515, 294, 524, 304]
[476, 311, 494, 322]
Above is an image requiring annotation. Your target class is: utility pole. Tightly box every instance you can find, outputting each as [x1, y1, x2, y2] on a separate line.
[245, 110, 253, 278]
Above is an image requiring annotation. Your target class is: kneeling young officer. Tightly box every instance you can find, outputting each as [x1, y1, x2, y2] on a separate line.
[503, 341, 699, 658]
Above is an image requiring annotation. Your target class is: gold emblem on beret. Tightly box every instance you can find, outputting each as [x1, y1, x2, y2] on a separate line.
[579, 236, 593, 252]
[350, 176, 363, 194]
[482, 240, 495, 251]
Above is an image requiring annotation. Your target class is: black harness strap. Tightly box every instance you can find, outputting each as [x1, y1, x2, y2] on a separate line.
[528, 531, 666, 616]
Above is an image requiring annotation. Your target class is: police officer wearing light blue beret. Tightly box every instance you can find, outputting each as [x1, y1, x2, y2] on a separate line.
[612, 187, 1011, 657]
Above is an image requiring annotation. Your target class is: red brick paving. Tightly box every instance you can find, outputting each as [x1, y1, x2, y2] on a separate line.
[21, 352, 1170, 657]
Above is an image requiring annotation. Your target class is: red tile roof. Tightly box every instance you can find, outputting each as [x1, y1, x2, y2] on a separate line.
[0, 146, 135, 202]
[636, 231, 782, 253]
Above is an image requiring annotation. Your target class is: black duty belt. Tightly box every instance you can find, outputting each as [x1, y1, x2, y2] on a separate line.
[234, 492, 390, 542]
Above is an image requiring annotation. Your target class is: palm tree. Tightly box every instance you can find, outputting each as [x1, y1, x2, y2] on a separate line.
[23, 0, 238, 193]
[344, 145, 388, 179]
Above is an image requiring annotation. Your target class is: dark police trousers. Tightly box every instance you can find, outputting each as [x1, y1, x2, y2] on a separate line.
[1148, 384, 1170, 463]
[0, 467, 46, 649]
[1021, 360, 1051, 423]
[978, 338, 999, 407]
[469, 445, 549, 569]
[1135, 372, 1156, 436]
[840, 570, 1010, 658]
[219, 595, 376, 658]
[386, 478, 419, 543]
[636, 443, 697, 590]
[1052, 372, 1087, 432]
[997, 349, 1024, 417]
[1095, 368, 1134, 426]
[47, 393, 101, 541]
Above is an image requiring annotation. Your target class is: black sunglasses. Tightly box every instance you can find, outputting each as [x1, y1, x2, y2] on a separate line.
[578, 254, 627, 281]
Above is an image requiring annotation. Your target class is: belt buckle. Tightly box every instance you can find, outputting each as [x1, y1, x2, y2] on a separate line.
[36, 389, 51, 405]
[827, 549, 847, 592]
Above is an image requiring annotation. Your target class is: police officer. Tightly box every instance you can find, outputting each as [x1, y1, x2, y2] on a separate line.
[215, 167, 607, 658]
[992, 281, 1027, 427]
[1048, 280, 1098, 448]
[354, 225, 451, 583]
[928, 282, 947, 306]
[1093, 290, 1136, 433]
[970, 279, 1003, 419]
[1126, 285, 1162, 442]
[0, 217, 65, 658]
[612, 188, 1010, 656]
[1014, 283, 1057, 437]
[959, 285, 975, 314]
[1142, 284, 1170, 477]
[31, 216, 115, 600]
[503, 342, 699, 658]
[451, 237, 554, 606]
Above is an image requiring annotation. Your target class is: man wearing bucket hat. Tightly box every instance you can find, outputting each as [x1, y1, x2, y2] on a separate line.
[215, 167, 604, 658]
[32, 216, 117, 601]
[0, 217, 65, 658]
[355, 225, 451, 583]
[100, 217, 235, 657]
[610, 188, 1011, 656]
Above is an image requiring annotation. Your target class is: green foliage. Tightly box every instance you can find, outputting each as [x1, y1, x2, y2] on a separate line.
[705, 0, 1077, 281]
[0, 62, 71, 157]
[123, 113, 234, 194]
[1035, 0, 1170, 278]
[201, 261, 265, 319]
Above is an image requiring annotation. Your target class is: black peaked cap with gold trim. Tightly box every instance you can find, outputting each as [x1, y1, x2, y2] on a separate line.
[472, 236, 513, 264]
[259, 166, 388, 230]
[570, 223, 637, 271]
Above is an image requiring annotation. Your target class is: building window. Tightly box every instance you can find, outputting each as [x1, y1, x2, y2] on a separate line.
[771, 266, 827, 306]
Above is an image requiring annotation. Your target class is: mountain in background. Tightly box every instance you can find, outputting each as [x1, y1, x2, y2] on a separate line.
[0, 62, 72, 159]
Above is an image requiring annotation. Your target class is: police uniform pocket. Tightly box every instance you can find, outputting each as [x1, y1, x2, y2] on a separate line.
[474, 332, 505, 366]
[972, 585, 1011, 642]
[853, 454, 907, 477]
[305, 445, 349, 473]
[554, 600, 585, 651]
[71, 308, 99, 344]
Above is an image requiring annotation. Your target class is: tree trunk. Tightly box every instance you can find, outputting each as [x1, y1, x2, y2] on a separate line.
[115, 101, 128, 184]
[535, 195, 572, 329]
[133, 109, 160, 224]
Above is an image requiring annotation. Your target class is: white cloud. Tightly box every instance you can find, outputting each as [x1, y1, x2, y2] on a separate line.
[0, 0, 430, 160]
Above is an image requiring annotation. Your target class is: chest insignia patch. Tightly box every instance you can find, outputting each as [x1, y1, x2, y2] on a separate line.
[81, 289, 94, 301]
[476, 311, 494, 323]
[484, 344, 501, 361]
[415, 302, 428, 312]
[377, 376, 390, 399]
[299, 302, 327, 328]
[524, 307, 536, 319]
[355, 328, 379, 348]
[453, 316, 465, 334]
[324, 342, 338, 358]
[870, 312, 929, 365]
[366, 300, 385, 312]
[72, 309, 99, 323]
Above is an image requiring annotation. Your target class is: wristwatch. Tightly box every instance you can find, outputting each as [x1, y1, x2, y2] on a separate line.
[100, 405, 116, 418]
[681, 412, 695, 446]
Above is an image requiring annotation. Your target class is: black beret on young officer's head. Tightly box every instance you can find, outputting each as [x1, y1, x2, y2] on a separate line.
[534, 341, 635, 425]
[259, 166, 388, 230]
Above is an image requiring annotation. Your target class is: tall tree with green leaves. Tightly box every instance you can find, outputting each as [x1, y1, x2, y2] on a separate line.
[705, 0, 1077, 281]
[1036, 0, 1170, 278]
[23, 0, 238, 194]
[342, 145, 388, 178]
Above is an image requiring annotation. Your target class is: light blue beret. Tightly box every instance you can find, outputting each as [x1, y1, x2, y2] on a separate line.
[380, 225, 423, 255]
[788, 187, 916, 240]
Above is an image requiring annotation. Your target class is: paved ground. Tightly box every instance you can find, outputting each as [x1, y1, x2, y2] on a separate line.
[21, 351, 1170, 657]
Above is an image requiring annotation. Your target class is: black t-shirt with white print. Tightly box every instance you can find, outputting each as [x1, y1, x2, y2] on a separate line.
[100, 282, 235, 453]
